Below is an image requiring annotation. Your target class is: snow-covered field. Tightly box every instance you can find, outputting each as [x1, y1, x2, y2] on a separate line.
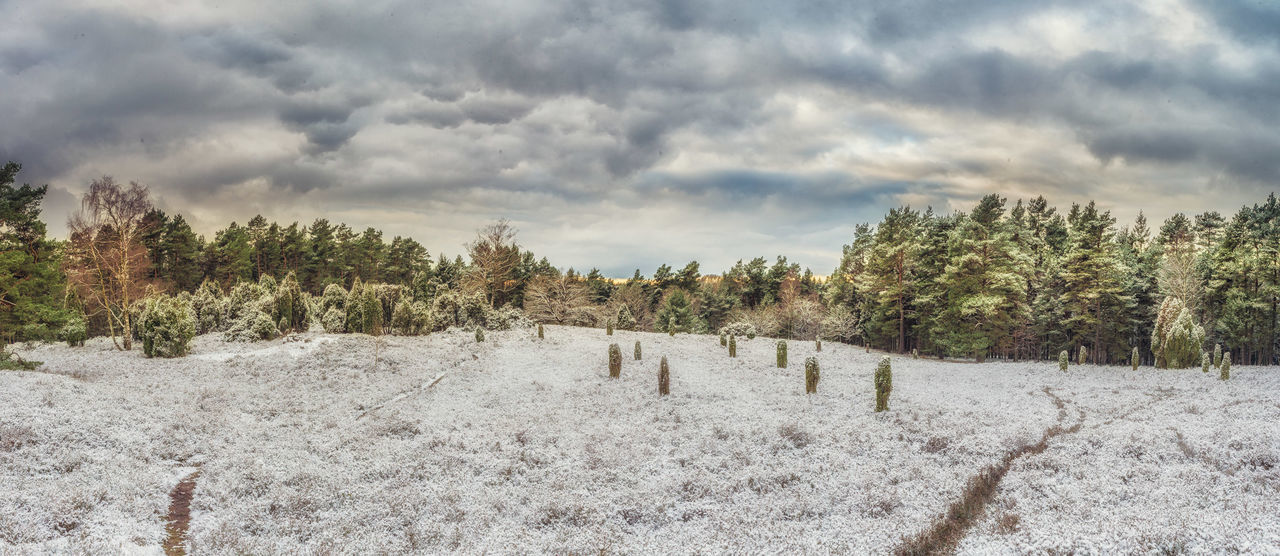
[2, 326, 1278, 554]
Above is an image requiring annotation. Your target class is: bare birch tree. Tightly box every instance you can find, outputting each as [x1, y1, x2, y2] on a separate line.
[64, 177, 155, 350]
[464, 219, 521, 308]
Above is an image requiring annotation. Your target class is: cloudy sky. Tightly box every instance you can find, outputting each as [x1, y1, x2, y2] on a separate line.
[2, 0, 1278, 277]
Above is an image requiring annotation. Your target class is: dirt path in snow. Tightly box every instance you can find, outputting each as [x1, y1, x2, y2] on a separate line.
[162, 471, 200, 556]
[895, 387, 1085, 555]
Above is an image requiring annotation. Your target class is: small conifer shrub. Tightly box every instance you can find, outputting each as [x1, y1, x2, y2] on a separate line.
[777, 340, 788, 368]
[1213, 344, 1222, 368]
[538, 323, 544, 339]
[720, 333, 727, 347]
[616, 305, 636, 330]
[1221, 353, 1230, 380]
[729, 335, 737, 358]
[608, 343, 622, 378]
[875, 356, 892, 412]
[606, 319, 613, 336]
[1059, 350, 1068, 372]
[1078, 345, 1088, 366]
[138, 294, 196, 358]
[475, 328, 485, 343]
[1132, 347, 1139, 370]
[61, 320, 87, 348]
[1201, 352, 1210, 373]
[659, 356, 670, 396]
[634, 340, 642, 360]
[816, 339, 822, 352]
[668, 316, 676, 337]
[805, 357, 819, 394]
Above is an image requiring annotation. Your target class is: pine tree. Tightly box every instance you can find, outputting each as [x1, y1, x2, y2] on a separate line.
[857, 207, 921, 352]
[932, 195, 1029, 361]
[0, 162, 71, 342]
[1060, 202, 1131, 364]
[654, 289, 698, 333]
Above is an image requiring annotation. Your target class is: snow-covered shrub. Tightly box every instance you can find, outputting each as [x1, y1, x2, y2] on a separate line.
[320, 283, 346, 314]
[322, 307, 346, 333]
[875, 356, 892, 412]
[606, 319, 613, 336]
[1201, 352, 1210, 373]
[1059, 350, 1069, 372]
[608, 343, 621, 378]
[430, 290, 489, 331]
[537, 324, 544, 339]
[777, 340, 788, 368]
[226, 281, 267, 322]
[728, 308, 778, 339]
[634, 340, 642, 361]
[805, 357, 819, 394]
[257, 274, 277, 295]
[391, 300, 431, 336]
[1132, 347, 1139, 370]
[371, 284, 408, 326]
[729, 335, 737, 358]
[191, 280, 227, 334]
[224, 310, 277, 342]
[1152, 297, 1204, 369]
[138, 294, 196, 358]
[273, 272, 308, 334]
[820, 305, 861, 344]
[668, 316, 676, 337]
[60, 319, 86, 347]
[220, 279, 278, 342]
[1221, 353, 1230, 380]
[486, 305, 531, 331]
[615, 305, 636, 331]
[720, 333, 727, 347]
[1213, 344, 1222, 369]
[475, 328, 484, 343]
[719, 322, 757, 341]
[1078, 345, 1088, 366]
[776, 297, 824, 340]
[658, 356, 670, 396]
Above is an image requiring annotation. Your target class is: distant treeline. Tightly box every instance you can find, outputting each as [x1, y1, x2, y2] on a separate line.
[2, 160, 1277, 365]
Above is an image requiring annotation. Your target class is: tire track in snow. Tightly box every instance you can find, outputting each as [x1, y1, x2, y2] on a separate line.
[896, 387, 1084, 555]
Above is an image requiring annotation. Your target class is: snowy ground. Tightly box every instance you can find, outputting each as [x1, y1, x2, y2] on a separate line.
[2, 326, 1278, 554]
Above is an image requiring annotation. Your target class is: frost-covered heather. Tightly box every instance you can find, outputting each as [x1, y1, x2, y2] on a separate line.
[2, 327, 1278, 553]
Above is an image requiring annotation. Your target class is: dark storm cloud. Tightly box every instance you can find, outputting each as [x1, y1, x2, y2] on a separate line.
[2, 0, 1279, 274]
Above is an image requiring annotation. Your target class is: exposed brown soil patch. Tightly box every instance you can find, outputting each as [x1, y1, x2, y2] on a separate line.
[895, 388, 1083, 555]
[162, 471, 200, 556]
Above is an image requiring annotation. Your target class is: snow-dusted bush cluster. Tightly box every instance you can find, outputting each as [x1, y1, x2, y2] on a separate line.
[430, 289, 530, 332]
[719, 322, 757, 340]
[1059, 350, 1069, 372]
[59, 319, 86, 348]
[805, 357, 819, 394]
[138, 293, 195, 358]
[1152, 296, 1204, 369]
[776, 340, 787, 368]
[729, 335, 737, 357]
[634, 340, 642, 361]
[820, 304, 860, 344]
[615, 305, 636, 331]
[179, 274, 530, 343]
